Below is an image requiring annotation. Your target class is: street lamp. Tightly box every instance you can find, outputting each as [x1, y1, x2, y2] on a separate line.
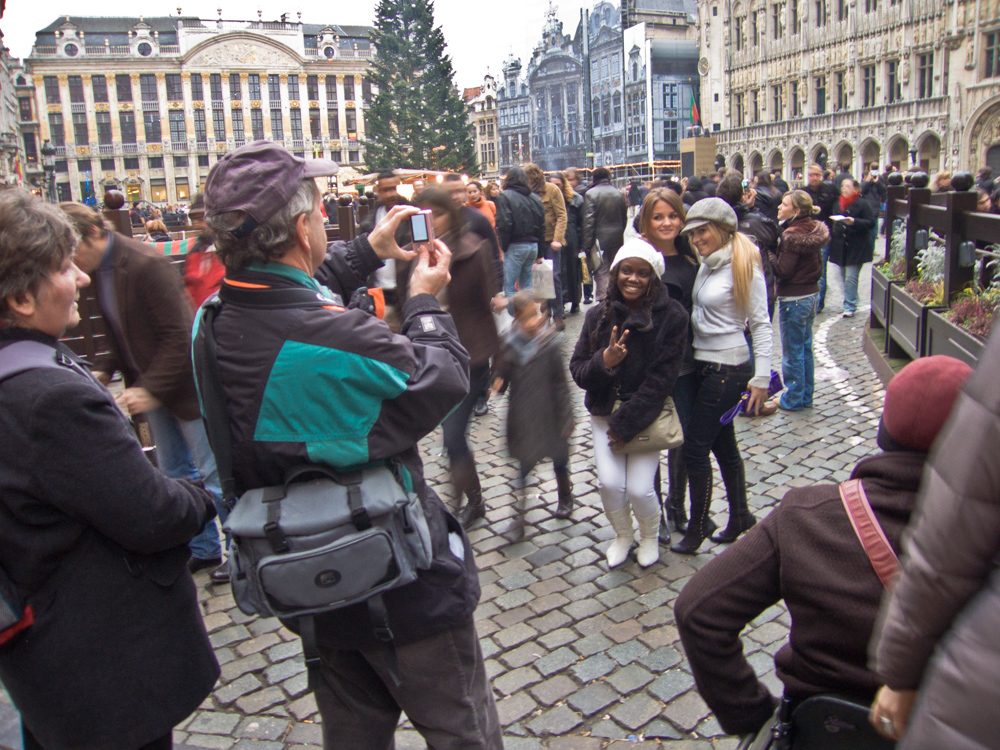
[40, 139, 56, 203]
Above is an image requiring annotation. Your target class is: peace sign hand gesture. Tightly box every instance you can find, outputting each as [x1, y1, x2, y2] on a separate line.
[602, 325, 630, 370]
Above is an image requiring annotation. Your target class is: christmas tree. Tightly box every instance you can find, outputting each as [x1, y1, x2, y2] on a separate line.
[365, 0, 478, 173]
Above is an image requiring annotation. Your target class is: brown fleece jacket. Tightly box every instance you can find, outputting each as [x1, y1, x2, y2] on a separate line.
[769, 216, 829, 297]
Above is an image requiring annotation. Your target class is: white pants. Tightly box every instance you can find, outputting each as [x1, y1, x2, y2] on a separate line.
[591, 415, 661, 519]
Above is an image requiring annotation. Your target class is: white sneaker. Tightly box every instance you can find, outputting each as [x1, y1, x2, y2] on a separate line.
[842, 310, 855, 318]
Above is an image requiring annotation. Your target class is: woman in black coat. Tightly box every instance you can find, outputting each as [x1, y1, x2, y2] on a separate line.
[828, 178, 876, 317]
[570, 239, 688, 570]
[0, 191, 219, 750]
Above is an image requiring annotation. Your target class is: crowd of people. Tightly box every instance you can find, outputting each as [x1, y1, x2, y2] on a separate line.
[0, 140, 998, 750]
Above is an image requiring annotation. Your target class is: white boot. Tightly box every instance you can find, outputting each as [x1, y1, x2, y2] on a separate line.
[605, 506, 634, 568]
[636, 512, 661, 568]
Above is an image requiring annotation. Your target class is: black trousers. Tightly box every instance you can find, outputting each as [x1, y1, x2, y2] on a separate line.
[313, 619, 502, 749]
[23, 725, 171, 750]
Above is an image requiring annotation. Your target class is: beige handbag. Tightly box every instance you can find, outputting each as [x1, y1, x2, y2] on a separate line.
[612, 397, 683, 454]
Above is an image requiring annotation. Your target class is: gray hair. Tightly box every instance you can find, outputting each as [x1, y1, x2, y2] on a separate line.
[0, 189, 79, 326]
[208, 179, 319, 271]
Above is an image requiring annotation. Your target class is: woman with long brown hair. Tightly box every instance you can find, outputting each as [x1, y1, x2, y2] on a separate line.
[637, 189, 698, 536]
[404, 187, 500, 529]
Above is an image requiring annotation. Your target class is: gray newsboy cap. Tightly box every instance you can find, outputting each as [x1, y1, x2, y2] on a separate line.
[205, 140, 338, 237]
[681, 197, 738, 234]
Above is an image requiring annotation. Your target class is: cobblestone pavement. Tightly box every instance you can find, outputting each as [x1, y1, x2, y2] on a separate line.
[1, 269, 884, 749]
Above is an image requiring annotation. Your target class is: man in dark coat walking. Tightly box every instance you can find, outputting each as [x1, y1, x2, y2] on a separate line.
[828, 178, 876, 317]
[582, 166, 627, 301]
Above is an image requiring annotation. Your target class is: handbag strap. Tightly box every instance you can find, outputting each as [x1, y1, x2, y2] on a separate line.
[838, 479, 899, 589]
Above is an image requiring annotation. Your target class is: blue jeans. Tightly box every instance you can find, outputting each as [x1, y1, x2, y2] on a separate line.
[839, 263, 862, 313]
[503, 242, 537, 305]
[778, 294, 817, 410]
[146, 408, 226, 560]
[816, 244, 831, 311]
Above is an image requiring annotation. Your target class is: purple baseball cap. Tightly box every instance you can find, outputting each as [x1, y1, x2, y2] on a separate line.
[204, 140, 339, 236]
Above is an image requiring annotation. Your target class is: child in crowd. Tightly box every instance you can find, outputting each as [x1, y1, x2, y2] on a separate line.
[491, 290, 575, 537]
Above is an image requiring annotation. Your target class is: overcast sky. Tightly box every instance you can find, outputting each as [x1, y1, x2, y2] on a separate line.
[1, 0, 593, 90]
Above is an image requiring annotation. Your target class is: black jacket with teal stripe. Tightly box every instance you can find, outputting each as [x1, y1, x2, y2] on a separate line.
[192, 237, 480, 648]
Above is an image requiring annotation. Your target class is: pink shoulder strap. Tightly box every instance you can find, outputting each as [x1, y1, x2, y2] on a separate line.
[838, 479, 899, 589]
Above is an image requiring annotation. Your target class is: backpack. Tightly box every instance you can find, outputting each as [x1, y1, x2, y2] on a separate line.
[193, 284, 436, 685]
[0, 341, 74, 646]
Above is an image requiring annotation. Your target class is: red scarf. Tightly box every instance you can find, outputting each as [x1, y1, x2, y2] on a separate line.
[839, 192, 860, 212]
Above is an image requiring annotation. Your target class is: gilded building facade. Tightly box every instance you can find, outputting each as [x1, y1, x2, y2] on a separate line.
[697, 0, 1000, 180]
[22, 14, 373, 204]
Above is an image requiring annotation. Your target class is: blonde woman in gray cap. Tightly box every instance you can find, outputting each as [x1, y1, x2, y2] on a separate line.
[671, 197, 774, 555]
[570, 238, 689, 569]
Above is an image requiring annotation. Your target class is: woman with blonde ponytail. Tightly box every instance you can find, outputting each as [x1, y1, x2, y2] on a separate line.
[671, 198, 775, 554]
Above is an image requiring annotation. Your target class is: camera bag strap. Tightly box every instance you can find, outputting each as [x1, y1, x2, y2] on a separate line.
[838, 480, 899, 589]
[195, 295, 403, 689]
[0, 341, 93, 644]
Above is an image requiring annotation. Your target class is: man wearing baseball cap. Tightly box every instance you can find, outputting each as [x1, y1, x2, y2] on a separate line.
[193, 141, 501, 748]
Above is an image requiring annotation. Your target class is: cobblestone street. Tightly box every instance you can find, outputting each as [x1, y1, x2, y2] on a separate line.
[1, 270, 885, 750]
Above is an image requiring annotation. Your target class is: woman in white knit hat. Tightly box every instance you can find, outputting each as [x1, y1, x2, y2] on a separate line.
[671, 197, 775, 555]
[570, 238, 690, 569]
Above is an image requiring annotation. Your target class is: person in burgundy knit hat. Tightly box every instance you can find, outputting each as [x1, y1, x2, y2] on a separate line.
[674, 355, 972, 743]
[876, 355, 972, 452]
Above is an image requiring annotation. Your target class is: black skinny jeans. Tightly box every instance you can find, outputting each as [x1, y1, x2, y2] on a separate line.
[682, 360, 752, 480]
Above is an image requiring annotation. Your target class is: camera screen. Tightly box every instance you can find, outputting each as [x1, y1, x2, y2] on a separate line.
[410, 215, 429, 242]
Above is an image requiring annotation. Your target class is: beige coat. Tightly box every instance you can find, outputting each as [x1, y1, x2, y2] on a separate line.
[539, 181, 567, 246]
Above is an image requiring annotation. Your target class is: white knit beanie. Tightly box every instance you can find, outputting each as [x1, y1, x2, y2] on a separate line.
[609, 237, 665, 278]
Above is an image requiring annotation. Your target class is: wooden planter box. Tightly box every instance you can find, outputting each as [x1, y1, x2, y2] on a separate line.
[870, 266, 894, 330]
[924, 310, 986, 367]
[886, 285, 945, 360]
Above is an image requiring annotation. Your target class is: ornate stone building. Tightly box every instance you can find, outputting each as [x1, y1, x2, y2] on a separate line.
[590, 1, 627, 168]
[498, 55, 532, 172]
[23, 14, 373, 204]
[464, 74, 500, 179]
[526, 6, 588, 171]
[0, 31, 26, 187]
[697, 0, 1000, 180]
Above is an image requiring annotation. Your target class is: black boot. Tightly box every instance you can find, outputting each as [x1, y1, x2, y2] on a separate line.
[457, 487, 486, 530]
[453, 458, 486, 530]
[670, 468, 714, 555]
[554, 467, 574, 519]
[711, 460, 756, 543]
[666, 448, 688, 534]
